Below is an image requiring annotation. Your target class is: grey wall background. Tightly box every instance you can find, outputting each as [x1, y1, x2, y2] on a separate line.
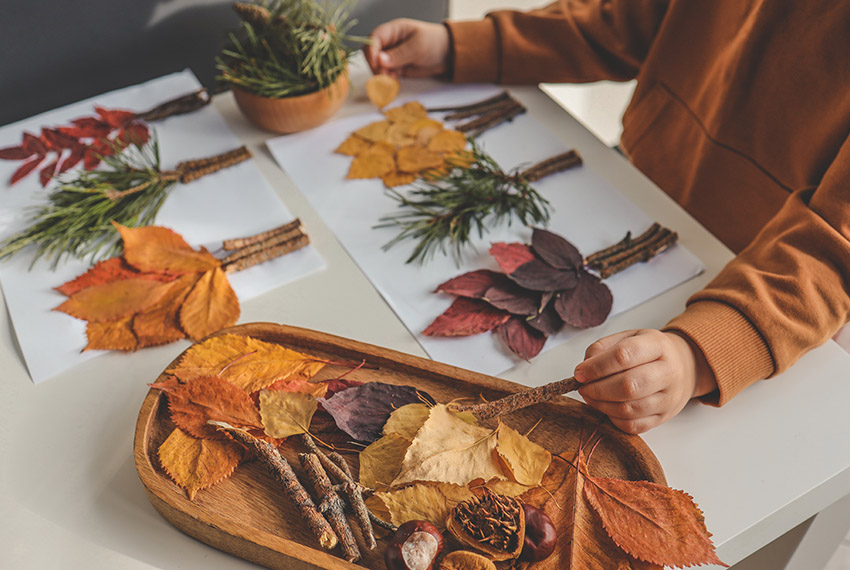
[0, 0, 448, 127]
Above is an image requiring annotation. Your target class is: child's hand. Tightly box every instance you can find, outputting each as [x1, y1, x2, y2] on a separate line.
[573, 329, 717, 434]
[364, 19, 450, 78]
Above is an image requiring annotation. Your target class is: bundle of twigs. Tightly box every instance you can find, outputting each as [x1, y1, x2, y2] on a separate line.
[429, 91, 527, 138]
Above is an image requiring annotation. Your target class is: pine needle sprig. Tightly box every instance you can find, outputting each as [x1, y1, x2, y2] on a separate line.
[0, 140, 171, 268]
[217, 0, 366, 99]
[377, 143, 552, 265]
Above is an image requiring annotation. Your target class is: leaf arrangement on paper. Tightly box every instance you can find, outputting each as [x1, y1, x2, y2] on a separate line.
[0, 89, 209, 186]
[149, 331, 724, 567]
[54, 221, 309, 351]
[424, 224, 678, 359]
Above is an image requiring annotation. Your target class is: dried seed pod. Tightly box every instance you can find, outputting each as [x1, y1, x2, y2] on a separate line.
[439, 550, 497, 570]
[385, 520, 444, 570]
[519, 503, 557, 562]
[445, 493, 525, 561]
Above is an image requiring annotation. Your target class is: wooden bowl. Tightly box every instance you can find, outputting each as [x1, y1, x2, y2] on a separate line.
[232, 72, 349, 134]
[134, 323, 665, 569]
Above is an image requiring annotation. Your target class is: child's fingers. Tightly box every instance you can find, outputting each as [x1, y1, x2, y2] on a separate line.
[575, 331, 663, 383]
[577, 360, 668, 403]
[582, 330, 639, 359]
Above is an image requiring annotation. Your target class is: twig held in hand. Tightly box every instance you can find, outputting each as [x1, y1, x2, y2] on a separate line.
[454, 377, 581, 420]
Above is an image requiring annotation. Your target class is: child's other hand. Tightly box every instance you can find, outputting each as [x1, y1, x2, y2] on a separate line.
[573, 329, 717, 434]
[364, 19, 450, 78]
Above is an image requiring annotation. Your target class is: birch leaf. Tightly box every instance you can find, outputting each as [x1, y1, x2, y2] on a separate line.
[391, 404, 504, 488]
[359, 432, 411, 492]
[370, 483, 475, 530]
[169, 333, 325, 393]
[382, 402, 431, 440]
[258, 390, 317, 439]
[179, 267, 240, 340]
[158, 428, 243, 500]
[496, 422, 551, 486]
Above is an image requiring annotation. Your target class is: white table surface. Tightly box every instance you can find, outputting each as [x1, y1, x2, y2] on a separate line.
[2, 61, 850, 569]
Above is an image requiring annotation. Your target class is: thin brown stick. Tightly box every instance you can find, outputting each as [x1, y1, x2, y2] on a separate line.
[454, 377, 581, 421]
[136, 89, 211, 123]
[457, 102, 527, 137]
[300, 453, 361, 562]
[220, 226, 305, 265]
[443, 96, 518, 122]
[595, 230, 678, 278]
[221, 233, 310, 274]
[300, 434, 378, 550]
[176, 146, 252, 183]
[223, 218, 303, 251]
[427, 91, 511, 114]
[522, 150, 583, 182]
[584, 223, 661, 265]
[210, 422, 338, 551]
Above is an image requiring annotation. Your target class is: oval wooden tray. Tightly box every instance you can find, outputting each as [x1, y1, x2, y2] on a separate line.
[134, 322, 665, 570]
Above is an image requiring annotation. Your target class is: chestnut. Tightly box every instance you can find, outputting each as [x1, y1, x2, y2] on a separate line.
[519, 503, 557, 562]
[385, 520, 444, 570]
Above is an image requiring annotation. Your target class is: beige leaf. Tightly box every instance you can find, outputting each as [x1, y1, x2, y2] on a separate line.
[359, 432, 411, 492]
[391, 404, 505, 488]
[258, 390, 317, 438]
[370, 482, 475, 530]
[496, 422, 551, 486]
[382, 402, 431, 439]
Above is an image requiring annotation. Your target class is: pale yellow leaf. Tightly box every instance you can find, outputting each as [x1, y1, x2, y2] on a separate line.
[158, 427, 242, 500]
[496, 422, 551, 486]
[370, 483, 475, 530]
[169, 333, 325, 393]
[482, 479, 533, 498]
[258, 390, 317, 438]
[382, 403, 431, 439]
[391, 404, 505, 488]
[359, 432, 411, 492]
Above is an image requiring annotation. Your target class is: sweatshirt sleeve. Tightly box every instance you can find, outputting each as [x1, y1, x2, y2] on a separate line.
[665, 134, 850, 405]
[445, 0, 670, 85]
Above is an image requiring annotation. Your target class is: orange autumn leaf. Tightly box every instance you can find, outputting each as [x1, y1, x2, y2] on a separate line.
[354, 120, 391, 143]
[168, 333, 325, 393]
[84, 315, 137, 351]
[55, 257, 173, 297]
[427, 129, 468, 153]
[384, 101, 428, 123]
[55, 278, 171, 322]
[179, 267, 240, 341]
[158, 427, 243, 500]
[334, 135, 372, 156]
[584, 474, 727, 568]
[397, 146, 444, 173]
[346, 142, 396, 179]
[380, 170, 418, 188]
[366, 74, 401, 109]
[116, 223, 220, 274]
[133, 273, 200, 348]
[265, 376, 329, 399]
[153, 375, 262, 439]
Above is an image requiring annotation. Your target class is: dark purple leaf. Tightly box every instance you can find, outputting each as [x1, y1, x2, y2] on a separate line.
[527, 300, 564, 335]
[435, 269, 504, 298]
[489, 242, 536, 274]
[423, 297, 511, 337]
[531, 228, 582, 270]
[495, 316, 547, 360]
[483, 280, 540, 315]
[508, 259, 578, 292]
[318, 382, 435, 442]
[554, 269, 613, 328]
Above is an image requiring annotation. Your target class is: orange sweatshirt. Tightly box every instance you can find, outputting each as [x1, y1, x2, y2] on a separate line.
[447, 0, 850, 404]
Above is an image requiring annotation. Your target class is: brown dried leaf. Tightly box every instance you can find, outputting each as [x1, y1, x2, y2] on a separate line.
[179, 267, 240, 341]
[366, 74, 400, 108]
[531, 227, 582, 270]
[422, 297, 510, 337]
[484, 280, 540, 315]
[116, 223, 220, 274]
[258, 389, 317, 439]
[508, 259, 578, 292]
[158, 427, 243, 500]
[169, 333, 325, 393]
[55, 278, 171, 322]
[346, 142, 396, 179]
[397, 146, 444, 173]
[84, 316, 137, 351]
[334, 135, 372, 156]
[265, 376, 329, 399]
[494, 316, 547, 360]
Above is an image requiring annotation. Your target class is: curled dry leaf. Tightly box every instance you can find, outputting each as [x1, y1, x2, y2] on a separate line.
[158, 427, 243, 500]
[366, 74, 401, 109]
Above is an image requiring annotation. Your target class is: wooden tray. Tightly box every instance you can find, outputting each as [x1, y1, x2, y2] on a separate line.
[134, 322, 666, 570]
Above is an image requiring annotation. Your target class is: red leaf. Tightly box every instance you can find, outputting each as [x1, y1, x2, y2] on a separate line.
[22, 132, 47, 155]
[489, 242, 536, 274]
[41, 128, 78, 150]
[532, 227, 582, 270]
[423, 297, 510, 337]
[494, 316, 547, 360]
[483, 280, 540, 315]
[527, 300, 563, 335]
[325, 378, 364, 395]
[95, 106, 137, 128]
[39, 159, 58, 186]
[10, 155, 44, 185]
[509, 259, 578, 292]
[0, 144, 33, 160]
[116, 122, 150, 146]
[62, 117, 112, 138]
[58, 144, 85, 174]
[553, 269, 612, 328]
[435, 269, 504, 298]
[83, 139, 115, 169]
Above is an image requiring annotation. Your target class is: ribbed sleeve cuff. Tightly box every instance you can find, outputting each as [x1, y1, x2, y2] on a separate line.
[445, 19, 501, 83]
[663, 301, 775, 406]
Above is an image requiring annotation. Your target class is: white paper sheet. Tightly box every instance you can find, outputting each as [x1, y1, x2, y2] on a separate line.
[0, 71, 325, 383]
[268, 84, 705, 376]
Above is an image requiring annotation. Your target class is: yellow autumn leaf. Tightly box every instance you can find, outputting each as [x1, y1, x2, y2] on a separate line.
[169, 333, 325, 393]
[84, 316, 137, 351]
[483, 479, 533, 498]
[366, 74, 400, 109]
[133, 272, 199, 348]
[359, 432, 411, 492]
[258, 390, 317, 438]
[370, 483, 475, 530]
[391, 404, 505, 488]
[382, 403, 431, 439]
[496, 422, 551, 487]
[158, 427, 242, 500]
[334, 134, 372, 156]
[115, 223, 220, 274]
[179, 267, 240, 341]
[384, 101, 428, 124]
